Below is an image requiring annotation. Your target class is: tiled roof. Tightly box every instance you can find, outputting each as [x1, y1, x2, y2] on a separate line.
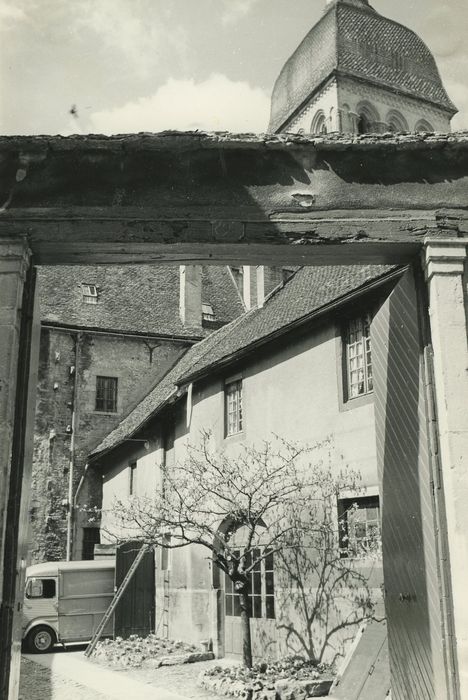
[91, 264, 399, 458]
[269, 0, 457, 132]
[38, 265, 243, 338]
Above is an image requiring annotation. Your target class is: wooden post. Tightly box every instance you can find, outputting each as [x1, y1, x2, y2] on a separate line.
[0, 239, 38, 700]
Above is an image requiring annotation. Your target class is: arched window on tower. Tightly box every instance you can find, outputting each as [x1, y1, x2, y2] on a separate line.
[311, 110, 327, 135]
[386, 110, 409, 133]
[356, 102, 380, 135]
[415, 119, 434, 133]
[357, 114, 371, 134]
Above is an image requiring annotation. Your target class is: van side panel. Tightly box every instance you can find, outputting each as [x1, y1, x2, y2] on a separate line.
[57, 568, 114, 642]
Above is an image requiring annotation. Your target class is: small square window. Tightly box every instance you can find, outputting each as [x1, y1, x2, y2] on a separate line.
[95, 376, 118, 413]
[202, 303, 215, 321]
[225, 379, 243, 436]
[338, 496, 381, 559]
[344, 314, 373, 399]
[81, 284, 99, 304]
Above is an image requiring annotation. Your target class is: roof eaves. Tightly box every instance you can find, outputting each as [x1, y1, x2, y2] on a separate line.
[40, 320, 203, 343]
[178, 265, 407, 387]
[337, 70, 457, 116]
[89, 382, 181, 462]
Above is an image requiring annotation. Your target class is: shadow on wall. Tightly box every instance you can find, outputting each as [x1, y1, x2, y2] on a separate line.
[256, 509, 383, 669]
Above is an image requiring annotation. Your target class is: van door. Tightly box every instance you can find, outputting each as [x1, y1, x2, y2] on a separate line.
[23, 577, 58, 637]
[57, 567, 114, 642]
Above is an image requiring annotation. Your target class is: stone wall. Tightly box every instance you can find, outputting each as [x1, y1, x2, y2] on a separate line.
[30, 327, 188, 563]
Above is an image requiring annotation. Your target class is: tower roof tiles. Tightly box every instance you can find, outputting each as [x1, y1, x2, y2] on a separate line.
[269, 0, 457, 133]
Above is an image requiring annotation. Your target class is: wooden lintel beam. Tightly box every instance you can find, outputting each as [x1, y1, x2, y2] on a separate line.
[27, 242, 422, 266]
[0, 207, 464, 266]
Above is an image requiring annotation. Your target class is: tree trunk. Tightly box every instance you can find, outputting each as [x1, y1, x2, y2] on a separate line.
[239, 589, 253, 668]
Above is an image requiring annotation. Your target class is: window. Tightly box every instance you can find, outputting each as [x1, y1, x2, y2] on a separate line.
[357, 113, 371, 134]
[26, 578, 56, 599]
[82, 527, 100, 560]
[282, 267, 295, 283]
[225, 379, 243, 436]
[202, 303, 215, 321]
[386, 110, 408, 134]
[225, 548, 275, 619]
[129, 462, 137, 496]
[415, 119, 434, 133]
[95, 376, 118, 412]
[338, 496, 381, 558]
[311, 110, 327, 135]
[81, 283, 98, 304]
[345, 314, 373, 399]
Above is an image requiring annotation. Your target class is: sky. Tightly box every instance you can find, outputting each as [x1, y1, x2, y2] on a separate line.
[1, 0, 467, 135]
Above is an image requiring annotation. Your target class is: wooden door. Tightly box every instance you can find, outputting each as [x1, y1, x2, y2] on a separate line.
[114, 541, 155, 639]
[371, 267, 450, 700]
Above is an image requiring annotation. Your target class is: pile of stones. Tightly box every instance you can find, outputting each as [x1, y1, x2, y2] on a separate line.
[198, 657, 333, 699]
[92, 634, 214, 669]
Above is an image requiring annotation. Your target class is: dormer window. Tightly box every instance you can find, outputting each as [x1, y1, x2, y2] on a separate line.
[202, 303, 215, 321]
[81, 284, 98, 305]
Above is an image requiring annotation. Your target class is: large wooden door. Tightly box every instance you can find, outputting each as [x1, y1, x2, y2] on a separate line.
[371, 267, 451, 700]
[114, 541, 155, 639]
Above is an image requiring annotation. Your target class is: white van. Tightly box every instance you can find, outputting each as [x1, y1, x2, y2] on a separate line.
[22, 559, 115, 653]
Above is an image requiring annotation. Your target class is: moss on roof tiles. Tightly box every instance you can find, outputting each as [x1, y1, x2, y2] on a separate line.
[38, 265, 243, 337]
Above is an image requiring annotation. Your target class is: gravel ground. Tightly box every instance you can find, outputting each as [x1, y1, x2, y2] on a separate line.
[19, 657, 113, 700]
[20, 653, 233, 700]
[120, 658, 236, 700]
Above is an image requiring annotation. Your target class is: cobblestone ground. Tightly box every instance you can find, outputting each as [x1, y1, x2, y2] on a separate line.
[19, 657, 113, 700]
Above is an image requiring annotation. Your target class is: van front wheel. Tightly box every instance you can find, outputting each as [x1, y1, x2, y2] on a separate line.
[26, 626, 56, 653]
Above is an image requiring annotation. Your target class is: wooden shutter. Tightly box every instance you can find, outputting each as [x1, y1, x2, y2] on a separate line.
[371, 267, 449, 700]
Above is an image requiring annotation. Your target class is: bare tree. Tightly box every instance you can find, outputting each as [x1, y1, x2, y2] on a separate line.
[104, 434, 361, 668]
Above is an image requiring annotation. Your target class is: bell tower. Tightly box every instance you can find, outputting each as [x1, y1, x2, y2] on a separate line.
[269, 0, 457, 134]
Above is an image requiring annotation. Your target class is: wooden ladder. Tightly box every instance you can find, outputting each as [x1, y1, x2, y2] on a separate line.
[84, 543, 151, 657]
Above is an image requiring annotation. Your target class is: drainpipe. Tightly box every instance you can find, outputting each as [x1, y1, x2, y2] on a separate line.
[73, 462, 89, 527]
[66, 332, 81, 561]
